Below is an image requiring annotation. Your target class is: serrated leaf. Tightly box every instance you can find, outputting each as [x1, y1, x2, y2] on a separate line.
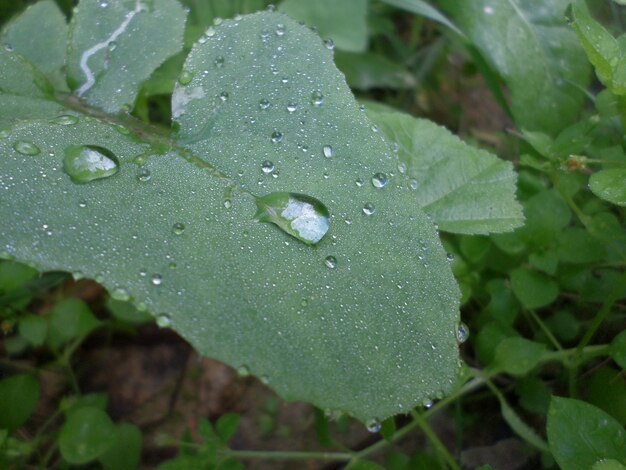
[547, 397, 626, 470]
[67, 0, 186, 113]
[441, 0, 591, 135]
[366, 109, 524, 234]
[0, 9, 463, 422]
[278, 0, 367, 52]
[589, 169, 626, 207]
[1, 0, 68, 90]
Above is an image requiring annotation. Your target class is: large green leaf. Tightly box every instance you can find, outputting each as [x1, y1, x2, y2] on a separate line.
[366, 108, 524, 234]
[441, 0, 591, 136]
[0, 4, 465, 422]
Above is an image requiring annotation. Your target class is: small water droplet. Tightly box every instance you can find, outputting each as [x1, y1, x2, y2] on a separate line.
[311, 91, 324, 106]
[51, 114, 78, 126]
[205, 27, 216, 37]
[260, 375, 270, 384]
[111, 287, 130, 301]
[372, 172, 388, 188]
[214, 55, 225, 67]
[4, 43, 14, 52]
[408, 179, 418, 190]
[255, 192, 330, 245]
[456, 322, 469, 344]
[259, 98, 270, 109]
[275, 24, 285, 36]
[266, 3, 276, 12]
[261, 160, 275, 174]
[397, 162, 407, 174]
[218, 91, 229, 102]
[13, 141, 40, 156]
[423, 399, 434, 409]
[271, 131, 283, 143]
[107, 41, 117, 52]
[446, 253, 454, 262]
[324, 256, 337, 269]
[156, 313, 171, 327]
[366, 418, 381, 433]
[78, 200, 87, 208]
[355, 178, 364, 187]
[151, 274, 162, 286]
[63, 145, 119, 183]
[287, 103, 297, 113]
[260, 30, 270, 42]
[323, 145, 334, 158]
[362, 203, 376, 216]
[237, 365, 250, 377]
[172, 222, 185, 235]
[300, 298, 309, 307]
[136, 167, 151, 182]
[224, 199, 232, 209]
[483, 5, 494, 14]
[323, 38, 334, 50]
[371, 124, 379, 133]
[0, 130, 9, 139]
[213, 17, 223, 26]
[178, 70, 193, 85]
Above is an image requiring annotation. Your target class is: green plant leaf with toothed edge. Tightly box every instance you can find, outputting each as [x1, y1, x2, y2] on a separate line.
[0, 1, 517, 422]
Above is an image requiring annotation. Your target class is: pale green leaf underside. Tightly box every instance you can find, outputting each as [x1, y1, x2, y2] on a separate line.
[67, 0, 186, 113]
[442, 0, 591, 136]
[367, 109, 524, 235]
[0, 8, 461, 421]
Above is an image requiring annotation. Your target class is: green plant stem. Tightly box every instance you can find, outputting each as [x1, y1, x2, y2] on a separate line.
[526, 308, 563, 352]
[224, 450, 353, 461]
[410, 410, 460, 470]
[539, 344, 610, 364]
[576, 269, 626, 355]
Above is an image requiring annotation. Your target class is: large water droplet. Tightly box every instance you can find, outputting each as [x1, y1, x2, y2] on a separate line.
[51, 115, 78, 126]
[151, 274, 162, 286]
[156, 313, 171, 327]
[172, 222, 185, 235]
[259, 98, 270, 110]
[372, 172, 388, 188]
[456, 322, 469, 344]
[261, 160, 275, 174]
[324, 38, 334, 50]
[287, 103, 297, 113]
[136, 167, 151, 182]
[178, 70, 193, 85]
[275, 24, 285, 36]
[255, 192, 330, 245]
[362, 203, 376, 216]
[111, 287, 130, 301]
[13, 141, 40, 156]
[323, 145, 334, 158]
[366, 418, 381, 433]
[271, 131, 283, 143]
[63, 145, 119, 183]
[324, 256, 337, 269]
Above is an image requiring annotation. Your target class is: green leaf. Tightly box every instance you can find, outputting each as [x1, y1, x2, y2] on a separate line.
[335, 52, 416, 90]
[380, 0, 464, 37]
[0, 374, 39, 431]
[215, 413, 240, 444]
[0, 10, 463, 422]
[1, 0, 68, 90]
[66, 0, 186, 113]
[510, 267, 559, 309]
[59, 406, 116, 464]
[99, 423, 143, 470]
[610, 330, 626, 369]
[586, 367, 626, 426]
[592, 460, 626, 470]
[0, 261, 38, 293]
[589, 169, 626, 207]
[48, 298, 100, 347]
[557, 228, 607, 264]
[18, 314, 48, 346]
[278, 0, 367, 52]
[547, 397, 626, 470]
[441, 0, 591, 135]
[492, 337, 546, 375]
[366, 109, 524, 234]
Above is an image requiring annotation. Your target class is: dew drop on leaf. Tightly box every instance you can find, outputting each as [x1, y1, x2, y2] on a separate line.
[178, 70, 193, 85]
[151, 274, 162, 286]
[408, 179, 418, 190]
[236, 365, 250, 377]
[366, 418, 381, 433]
[323, 38, 334, 50]
[456, 322, 469, 344]
[111, 287, 130, 301]
[213, 55, 224, 67]
[136, 167, 151, 182]
[255, 192, 330, 245]
[51, 115, 79, 126]
[355, 178, 364, 187]
[275, 24, 285, 36]
[13, 141, 41, 156]
[271, 131, 283, 143]
[287, 103, 297, 113]
[223, 199, 232, 209]
[172, 223, 185, 235]
[362, 203, 376, 216]
[323, 145, 334, 158]
[324, 256, 337, 269]
[259, 98, 270, 110]
[311, 91, 324, 106]
[372, 172, 388, 188]
[63, 145, 119, 183]
[423, 399, 434, 409]
[261, 160, 275, 174]
[156, 314, 171, 328]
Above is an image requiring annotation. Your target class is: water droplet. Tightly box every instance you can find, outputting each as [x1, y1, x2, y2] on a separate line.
[456, 322, 469, 344]
[213, 17, 223, 26]
[151, 274, 162, 286]
[266, 3, 276, 12]
[260, 30, 270, 43]
[0, 130, 9, 139]
[287, 103, 297, 113]
[324, 256, 337, 269]
[446, 253, 454, 262]
[111, 287, 130, 301]
[355, 178, 364, 187]
[178, 70, 193, 85]
[261, 160, 275, 174]
[271, 131, 283, 143]
[255, 192, 330, 245]
[13, 141, 40, 156]
[300, 298, 309, 307]
[214, 55, 225, 67]
[275, 24, 285, 36]
[237, 365, 250, 377]
[136, 167, 151, 182]
[366, 418, 381, 433]
[311, 91, 324, 106]
[4, 43, 14, 52]
[372, 172, 388, 188]
[423, 399, 433, 409]
[259, 98, 270, 109]
[371, 124, 379, 133]
[63, 145, 119, 183]
[156, 313, 171, 327]
[408, 179, 418, 190]
[323, 145, 334, 158]
[362, 203, 376, 216]
[172, 222, 185, 235]
[483, 5, 494, 14]
[260, 375, 270, 385]
[78, 200, 87, 208]
[397, 162, 407, 174]
[323, 38, 334, 50]
[219, 91, 229, 102]
[51, 114, 78, 126]
[107, 41, 117, 52]
[205, 27, 216, 37]
[224, 199, 232, 209]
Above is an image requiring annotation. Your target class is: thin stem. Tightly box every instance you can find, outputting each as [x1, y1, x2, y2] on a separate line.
[224, 450, 353, 462]
[410, 410, 460, 470]
[526, 308, 563, 352]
